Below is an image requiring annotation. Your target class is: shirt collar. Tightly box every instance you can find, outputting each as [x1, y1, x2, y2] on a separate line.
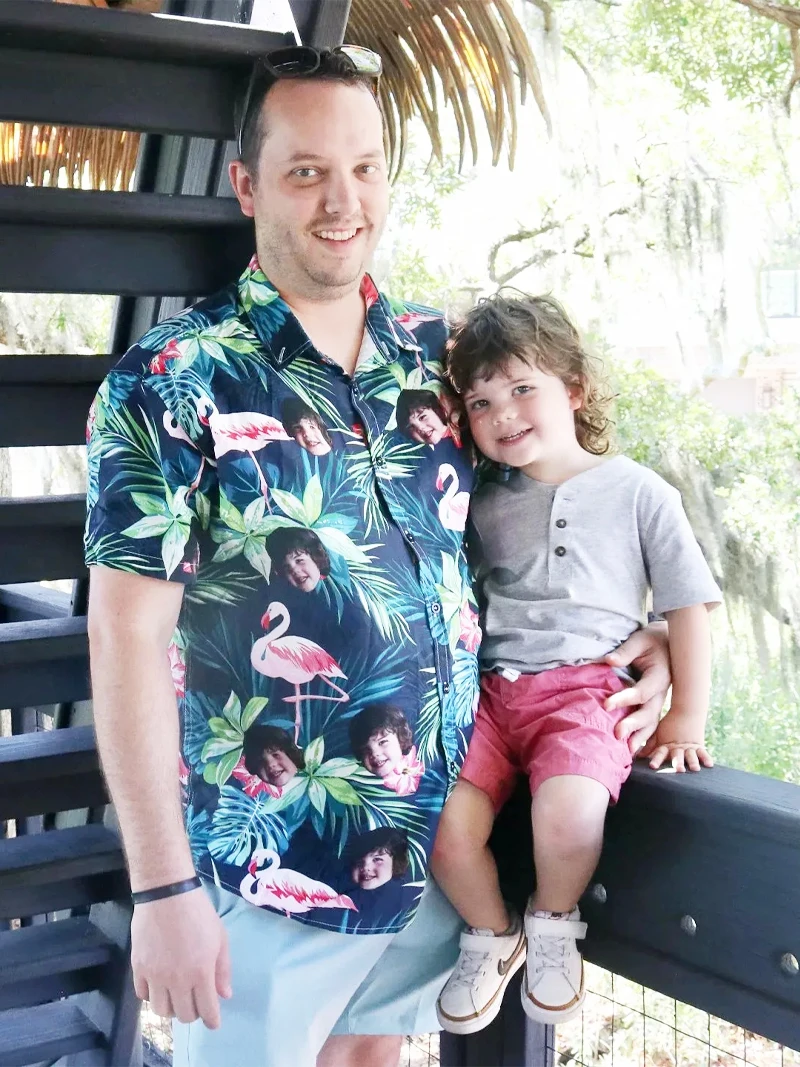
[236, 255, 422, 369]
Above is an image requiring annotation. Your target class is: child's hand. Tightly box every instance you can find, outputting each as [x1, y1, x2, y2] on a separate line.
[646, 740, 713, 773]
[640, 713, 713, 773]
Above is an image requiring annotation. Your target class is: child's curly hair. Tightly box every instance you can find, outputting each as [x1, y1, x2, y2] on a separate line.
[446, 291, 614, 456]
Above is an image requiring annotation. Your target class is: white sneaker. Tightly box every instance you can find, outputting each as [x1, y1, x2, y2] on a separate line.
[521, 907, 587, 1023]
[436, 918, 527, 1034]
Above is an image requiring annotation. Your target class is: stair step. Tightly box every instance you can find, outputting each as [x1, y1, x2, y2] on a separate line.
[0, 917, 116, 1011]
[0, 824, 127, 920]
[0, 999, 106, 1066]
[0, 615, 89, 707]
[0, 726, 107, 821]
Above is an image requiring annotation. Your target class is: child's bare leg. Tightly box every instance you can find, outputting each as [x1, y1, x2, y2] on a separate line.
[521, 774, 608, 1024]
[531, 774, 609, 912]
[434, 781, 526, 1035]
[431, 780, 510, 933]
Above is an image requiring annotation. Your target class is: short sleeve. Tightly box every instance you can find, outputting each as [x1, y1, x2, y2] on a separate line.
[641, 484, 722, 615]
[84, 368, 213, 583]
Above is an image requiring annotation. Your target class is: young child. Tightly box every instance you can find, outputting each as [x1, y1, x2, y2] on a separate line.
[431, 293, 721, 1034]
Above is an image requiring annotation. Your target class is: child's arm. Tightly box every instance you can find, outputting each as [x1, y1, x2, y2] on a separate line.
[646, 603, 713, 773]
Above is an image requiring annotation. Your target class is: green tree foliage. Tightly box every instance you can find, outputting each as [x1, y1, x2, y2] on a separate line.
[612, 359, 800, 780]
[554, 0, 798, 109]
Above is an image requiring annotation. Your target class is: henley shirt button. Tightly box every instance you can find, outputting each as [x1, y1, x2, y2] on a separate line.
[554, 545, 567, 557]
[555, 518, 567, 528]
[431, 602, 441, 614]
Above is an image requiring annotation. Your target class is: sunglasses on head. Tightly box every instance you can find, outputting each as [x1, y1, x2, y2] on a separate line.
[236, 45, 383, 158]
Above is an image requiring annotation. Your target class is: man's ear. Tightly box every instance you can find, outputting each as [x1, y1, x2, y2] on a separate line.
[228, 159, 256, 218]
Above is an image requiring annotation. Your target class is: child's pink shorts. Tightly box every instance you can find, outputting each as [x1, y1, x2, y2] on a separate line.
[460, 663, 634, 811]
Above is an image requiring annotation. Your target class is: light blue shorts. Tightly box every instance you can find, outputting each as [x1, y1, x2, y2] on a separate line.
[172, 877, 462, 1067]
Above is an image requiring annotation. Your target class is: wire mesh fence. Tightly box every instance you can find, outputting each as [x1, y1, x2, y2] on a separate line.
[549, 963, 800, 1067]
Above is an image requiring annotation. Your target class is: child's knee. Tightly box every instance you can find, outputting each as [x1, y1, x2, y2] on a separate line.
[533, 780, 608, 849]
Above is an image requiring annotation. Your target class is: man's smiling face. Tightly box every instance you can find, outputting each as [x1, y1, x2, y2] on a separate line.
[233, 78, 390, 302]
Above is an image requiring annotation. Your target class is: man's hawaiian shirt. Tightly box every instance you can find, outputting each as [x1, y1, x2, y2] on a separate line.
[85, 256, 479, 934]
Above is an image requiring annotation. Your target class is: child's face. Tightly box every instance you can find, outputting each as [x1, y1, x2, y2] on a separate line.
[284, 549, 322, 592]
[362, 728, 404, 777]
[352, 846, 394, 889]
[294, 417, 331, 456]
[407, 406, 446, 446]
[463, 355, 581, 470]
[258, 746, 298, 787]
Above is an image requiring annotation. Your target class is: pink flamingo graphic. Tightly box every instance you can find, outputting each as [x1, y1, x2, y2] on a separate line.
[250, 601, 349, 743]
[196, 397, 290, 510]
[436, 463, 470, 532]
[162, 411, 216, 495]
[240, 849, 356, 916]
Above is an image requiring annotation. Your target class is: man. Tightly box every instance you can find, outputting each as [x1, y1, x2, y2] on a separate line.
[85, 46, 669, 1067]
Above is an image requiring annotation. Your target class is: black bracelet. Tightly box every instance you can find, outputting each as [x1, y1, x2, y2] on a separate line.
[131, 876, 202, 906]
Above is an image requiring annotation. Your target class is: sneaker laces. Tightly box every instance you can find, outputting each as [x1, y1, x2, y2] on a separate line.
[449, 948, 492, 988]
[533, 934, 571, 972]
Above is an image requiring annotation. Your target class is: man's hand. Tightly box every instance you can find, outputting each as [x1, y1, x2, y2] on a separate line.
[602, 623, 671, 756]
[131, 888, 232, 1029]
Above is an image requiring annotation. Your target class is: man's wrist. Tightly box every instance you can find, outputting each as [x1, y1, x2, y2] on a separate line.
[131, 875, 202, 906]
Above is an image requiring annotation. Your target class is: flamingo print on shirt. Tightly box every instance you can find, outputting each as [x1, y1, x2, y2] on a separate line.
[436, 463, 470, 532]
[85, 257, 479, 936]
[240, 848, 356, 915]
[197, 397, 290, 508]
[250, 601, 349, 744]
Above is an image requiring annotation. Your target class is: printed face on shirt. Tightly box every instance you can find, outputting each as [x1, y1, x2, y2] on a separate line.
[352, 847, 394, 890]
[283, 549, 322, 592]
[258, 746, 299, 788]
[230, 80, 390, 301]
[463, 355, 582, 472]
[362, 729, 404, 778]
[407, 407, 447, 446]
[293, 417, 331, 456]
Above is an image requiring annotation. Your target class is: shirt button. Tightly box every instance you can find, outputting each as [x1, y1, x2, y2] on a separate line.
[376, 457, 386, 468]
[406, 531, 415, 543]
[431, 602, 441, 614]
[442, 681, 451, 694]
[554, 545, 567, 557]
[555, 518, 567, 529]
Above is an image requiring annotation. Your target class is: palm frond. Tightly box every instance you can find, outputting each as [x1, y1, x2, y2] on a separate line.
[3, 1, 545, 189]
[347, 0, 550, 177]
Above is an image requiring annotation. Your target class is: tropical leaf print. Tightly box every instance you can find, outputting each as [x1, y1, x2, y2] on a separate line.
[238, 257, 284, 316]
[200, 691, 269, 787]
[451, 647, 480, 730]
[343, 434, 421, 536]
[85, 258, 480, 937]
[186, 807, 212, 867]
[210, 492, 277, 580]
[209, 785, 291, 866]
[261, 359, 347, 432]
[122, 484, 196, 578]
[150, 319, 270, 382]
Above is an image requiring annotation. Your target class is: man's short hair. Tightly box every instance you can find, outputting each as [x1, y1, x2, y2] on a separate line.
[238, 51, 378, 176]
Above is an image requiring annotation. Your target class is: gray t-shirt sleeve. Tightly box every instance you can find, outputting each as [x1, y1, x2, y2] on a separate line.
[641, 482, 722, 614]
